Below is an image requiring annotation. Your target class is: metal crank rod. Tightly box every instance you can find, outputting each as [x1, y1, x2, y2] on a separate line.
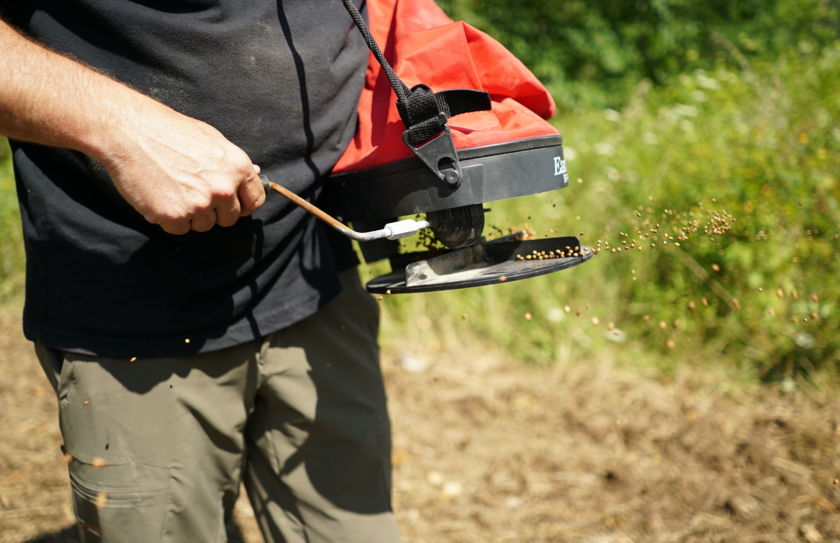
[261, 177, 429, 242]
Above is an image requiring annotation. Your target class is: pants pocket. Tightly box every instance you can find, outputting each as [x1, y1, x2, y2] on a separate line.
[70, 461, 172, 543]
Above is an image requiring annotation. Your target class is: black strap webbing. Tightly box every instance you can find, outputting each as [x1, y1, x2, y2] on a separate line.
[340, 0, 409, 104]
[340, 0, 491, 146]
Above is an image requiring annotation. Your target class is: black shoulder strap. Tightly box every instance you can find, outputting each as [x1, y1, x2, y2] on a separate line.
[341, 0, 492, 187]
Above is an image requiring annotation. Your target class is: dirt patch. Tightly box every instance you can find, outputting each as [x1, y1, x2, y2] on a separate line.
[1, 317, 838, 542]
[384, 347, 839, 542]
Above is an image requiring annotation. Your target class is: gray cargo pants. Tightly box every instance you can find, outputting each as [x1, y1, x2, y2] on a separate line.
[35, 269, 399, 543]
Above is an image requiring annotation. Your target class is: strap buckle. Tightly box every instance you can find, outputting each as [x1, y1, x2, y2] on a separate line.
[401, 122, 463, 188]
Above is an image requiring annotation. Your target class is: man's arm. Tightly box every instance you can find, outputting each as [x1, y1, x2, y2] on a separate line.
[0, 18, 265, 234]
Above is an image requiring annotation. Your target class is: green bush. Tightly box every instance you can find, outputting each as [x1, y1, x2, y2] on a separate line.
[437, 0, 840, 110]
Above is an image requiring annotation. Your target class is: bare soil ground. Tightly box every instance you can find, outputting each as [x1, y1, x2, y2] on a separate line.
[1, 316, 838, 543]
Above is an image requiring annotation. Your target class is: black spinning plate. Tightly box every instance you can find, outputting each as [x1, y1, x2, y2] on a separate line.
[366, 236, 593, 294]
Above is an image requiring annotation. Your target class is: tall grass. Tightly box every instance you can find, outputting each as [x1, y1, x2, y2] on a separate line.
[376, 45, 839, 383]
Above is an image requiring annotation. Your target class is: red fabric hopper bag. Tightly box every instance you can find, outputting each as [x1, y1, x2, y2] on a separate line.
[332, 0, 560, 175]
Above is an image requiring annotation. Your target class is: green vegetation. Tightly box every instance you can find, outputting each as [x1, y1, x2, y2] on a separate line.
[364, 0, 839, 385]
[0, 139, 24, 309]
[0, 3, 836, 384]
[375, 36, 839, 384]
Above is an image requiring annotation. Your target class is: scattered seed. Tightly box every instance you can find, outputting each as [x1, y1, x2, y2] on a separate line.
[711, 263, 721, 272]
[659, 321, 668, 330]
[666, 339, 676, 350]
[776, 288, 785, 299]
[386, 289, 392, 295]
[642, 315, 650, 322]
[498, 275, 507, 283]
[563, 305, 571, 313]
[687, 301, 696, 311]
[184, 338, 191, 344]
[701, 297, 709, 307]
[461, 314, 467, 320]
[129, 356, 137, 363]
[91, 457, 108, 468]
[524, 312, 533, 321]
[95, 491, 108, 510]
[591, 317, 600, 326]
[82, 400, 90, 406]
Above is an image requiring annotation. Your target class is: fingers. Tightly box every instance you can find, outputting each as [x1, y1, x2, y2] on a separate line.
[208, 163, 262, 229]
[190, 209, 218, 232]
[156, 218, 191, 236]
[213, 192, 241, 228]
[238, 165, 266, 217]
[177, 163, 262, 232]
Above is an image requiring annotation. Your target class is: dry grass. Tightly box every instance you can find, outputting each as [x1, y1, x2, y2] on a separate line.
[1, 317, 838, 543]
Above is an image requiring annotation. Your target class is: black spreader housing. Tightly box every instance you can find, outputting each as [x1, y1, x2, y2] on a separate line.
[321, 134, 592, 293]
[324, 135, 569, 221]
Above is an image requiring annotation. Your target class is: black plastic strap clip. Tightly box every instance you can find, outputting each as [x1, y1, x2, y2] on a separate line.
[397, 85, 491, 188]
[401, 121, 462, 187]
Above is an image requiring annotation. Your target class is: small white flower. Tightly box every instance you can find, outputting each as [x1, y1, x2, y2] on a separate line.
[697, 74, 721, 90]
[794, 332, 815, 349]
[546, 307, 565, 323]
[605, 328, 626, 343]
[595, 142, 615, 156]
[672, 104, 699, 117]
[603, 108, 621, 122]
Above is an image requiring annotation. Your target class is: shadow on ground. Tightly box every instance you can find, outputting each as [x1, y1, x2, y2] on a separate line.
[20, 522, 249, 543]
[21, 527, 78, 543]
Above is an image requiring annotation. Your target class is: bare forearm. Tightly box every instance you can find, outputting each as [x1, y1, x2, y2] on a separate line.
[0, 18, 265, 234]
[0, 18, 157, 162]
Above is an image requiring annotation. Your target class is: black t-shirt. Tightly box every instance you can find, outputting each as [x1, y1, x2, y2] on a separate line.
[3, 1, 367, 357]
